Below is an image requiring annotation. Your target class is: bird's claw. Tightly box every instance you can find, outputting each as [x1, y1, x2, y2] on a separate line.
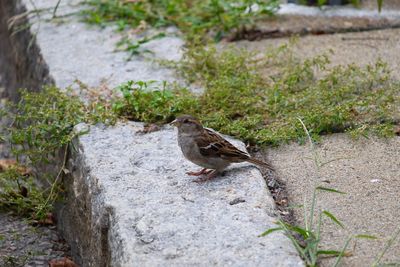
[186, 168, 212, 176]
[192, 170, 218, 183]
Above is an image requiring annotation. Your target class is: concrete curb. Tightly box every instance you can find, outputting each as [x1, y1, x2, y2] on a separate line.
[4, 0, 304, 266]
[61, 122, 303, 266]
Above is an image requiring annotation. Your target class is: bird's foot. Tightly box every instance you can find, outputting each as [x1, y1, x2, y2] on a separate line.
[193, 170, 218, 183]
[186, 168, 212, 176]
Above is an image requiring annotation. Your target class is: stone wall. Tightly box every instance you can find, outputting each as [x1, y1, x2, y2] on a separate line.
[0, 1, 304, 266]
[0, 0, 53, 102]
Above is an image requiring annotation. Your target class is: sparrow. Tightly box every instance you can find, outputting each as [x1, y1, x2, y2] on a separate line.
[170, 115, 274, 182]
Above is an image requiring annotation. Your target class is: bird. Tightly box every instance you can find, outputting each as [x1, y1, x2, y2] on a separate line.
[170, 115, 274, 182]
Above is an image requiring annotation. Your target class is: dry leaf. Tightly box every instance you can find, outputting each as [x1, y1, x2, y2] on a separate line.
[394, 125, 400, 136]
[137, 124, 161, 134]
[20, 186, 28, 197]
[39, 213, 56, 226]
[0, 159, 17, 171]
[49, 257, 78, 267]
[0, 159, 31, 175]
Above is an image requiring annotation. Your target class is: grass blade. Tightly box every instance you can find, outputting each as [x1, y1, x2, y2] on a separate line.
[278, 218, 312, 239]
[322, 210, 344, 229]
[287, 225, 310, 239]
[333, 236, 352, 267]
[355, 234, 377, 240]
[317, 250, 342, 255]
[287, 204, 303, 210]
[280, 225, 308, 262]
[259, 227, 283, 237]
[377, 0, 383, 12]
[316, 186, 346, 194]
[309, 188, 317, 231]
[373, 227, 400, 267]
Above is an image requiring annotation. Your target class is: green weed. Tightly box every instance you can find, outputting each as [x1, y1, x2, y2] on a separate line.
[1, 86, 116, 220]
[81, 0, 279, 40]
[115, 45, 400, 146]
[260, 186, 353, 267]
[10, 87, 115, 163]
[112, 80, 199, 123]
[259, 120, 377, 266]
[115, 32, 166, 60]
[372, 227, 400, 267]
[0, 168, 53, 219]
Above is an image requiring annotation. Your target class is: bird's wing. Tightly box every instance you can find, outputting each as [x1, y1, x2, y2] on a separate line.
[194, 129, 250, 162]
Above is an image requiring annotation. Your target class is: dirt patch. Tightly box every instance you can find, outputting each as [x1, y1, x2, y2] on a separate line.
[241, 22, 400, 266]
[361, 0, 400, 10]
[236, 27, 400, 79]
[0, 213, 72, 267]
[257, 134, 400, 266]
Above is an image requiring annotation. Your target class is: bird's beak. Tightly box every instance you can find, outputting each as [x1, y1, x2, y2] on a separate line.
[170, 119, 178, 126]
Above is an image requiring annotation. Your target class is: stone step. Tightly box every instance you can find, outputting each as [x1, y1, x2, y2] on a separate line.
[2, 0, 304, 266]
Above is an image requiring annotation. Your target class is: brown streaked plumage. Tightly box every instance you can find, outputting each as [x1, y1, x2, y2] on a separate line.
[170, 115, 274, 182]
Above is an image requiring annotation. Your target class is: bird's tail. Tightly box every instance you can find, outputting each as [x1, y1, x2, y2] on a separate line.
[247, 157, 275, 171]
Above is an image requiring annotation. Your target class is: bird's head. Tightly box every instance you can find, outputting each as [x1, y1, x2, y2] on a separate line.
[170, 115, 203, 134]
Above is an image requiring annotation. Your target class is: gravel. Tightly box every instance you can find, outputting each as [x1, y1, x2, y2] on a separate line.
[0, 212, 70, 267]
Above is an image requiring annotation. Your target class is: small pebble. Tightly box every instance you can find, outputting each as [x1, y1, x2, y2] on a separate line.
[229, 197, 246, 205]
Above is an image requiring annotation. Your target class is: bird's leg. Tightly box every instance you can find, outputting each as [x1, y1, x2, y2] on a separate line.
[193, 170, 218, 183]
[186, 168, 211, 176]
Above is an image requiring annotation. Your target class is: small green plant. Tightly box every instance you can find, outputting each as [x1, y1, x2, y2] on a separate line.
[0, 167, 53, 219]
[260, 186, 352, 267]
[114, 45, 400, 145]
[10, 88, 83, 164]
[10, 87, 115, 163]
[377, 0, 383, 12]
[115, 32, 166, 60]
[81, 0, 279, 40]
[259, 119, 377, 266]
[112, 80, 198, 123]
[2, 254, 30, 267]
[372, 226, 400, 267]
[1, 86, 116, 220]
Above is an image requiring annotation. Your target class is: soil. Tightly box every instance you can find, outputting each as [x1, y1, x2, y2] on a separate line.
[237, 27, 400, 79]
[240, 22, 400, 265]
[361, 0, 400, 10]
[238, 1, 400, 265]
[0, 213, 71, 267]
[257, 134, 400, 266]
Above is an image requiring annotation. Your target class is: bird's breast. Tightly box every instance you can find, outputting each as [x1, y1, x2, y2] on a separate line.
[178, 134, 202, 162]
